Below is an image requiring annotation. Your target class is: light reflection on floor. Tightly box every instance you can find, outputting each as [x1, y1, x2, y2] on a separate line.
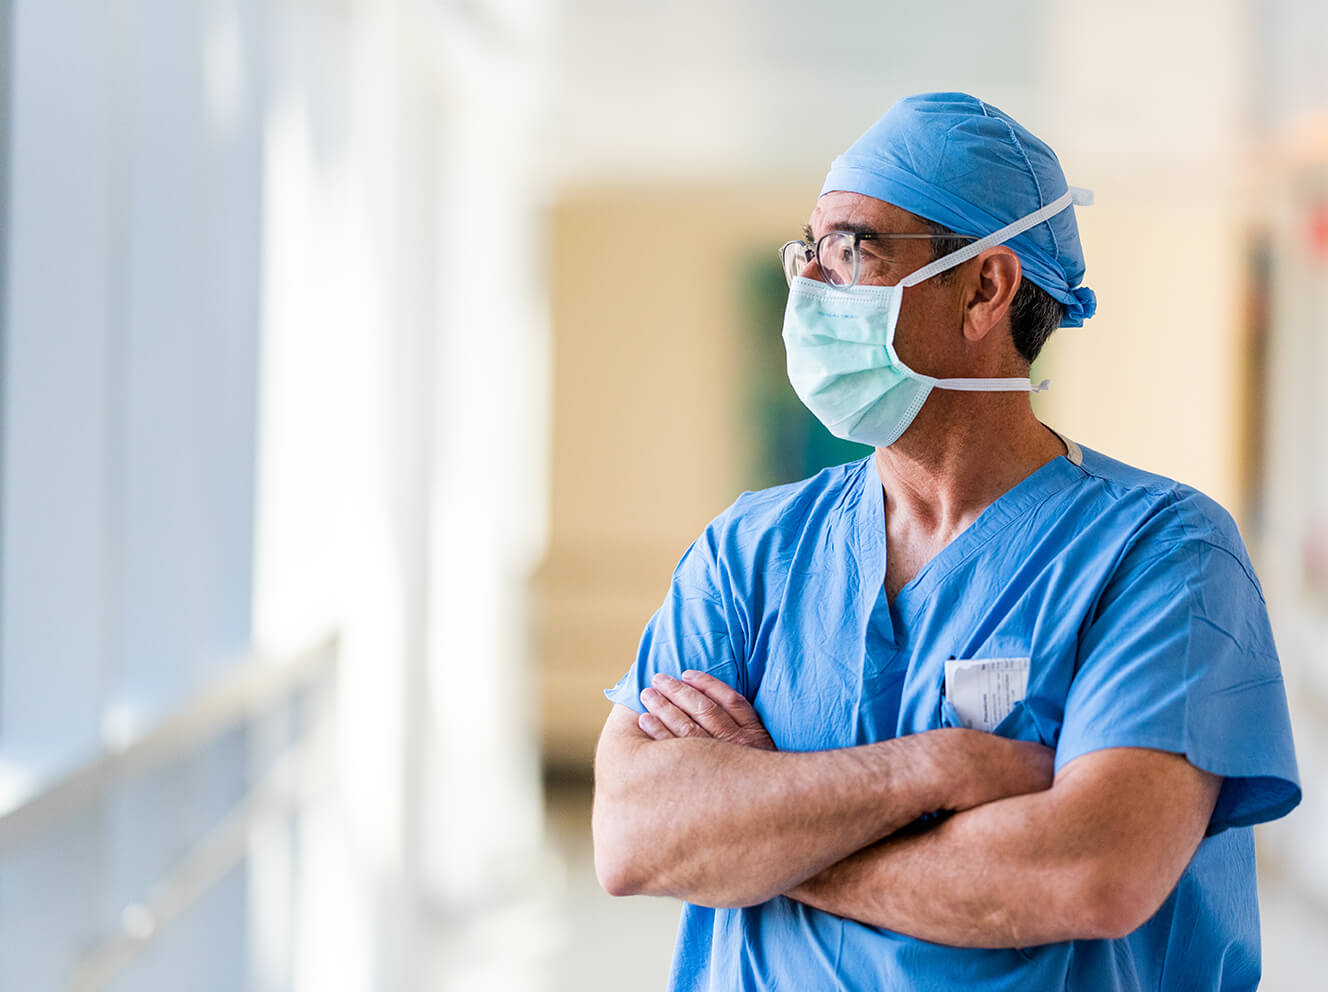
[425, 779, 678, 992]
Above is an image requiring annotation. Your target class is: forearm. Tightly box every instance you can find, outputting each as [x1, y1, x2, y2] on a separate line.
[788, 748, 1220, 947]
[593, 722, 953, 907]
[790, 789, 1093, 946]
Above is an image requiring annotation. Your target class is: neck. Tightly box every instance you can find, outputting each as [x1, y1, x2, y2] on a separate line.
[872, 390, 1065, 539]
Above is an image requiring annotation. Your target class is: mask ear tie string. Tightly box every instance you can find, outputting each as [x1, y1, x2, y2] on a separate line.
[899, 186, 1094, 289]
[931, 377, 1051, 392]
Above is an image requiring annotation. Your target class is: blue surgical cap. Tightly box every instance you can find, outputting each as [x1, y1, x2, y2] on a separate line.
[821, 92, 1096, 327]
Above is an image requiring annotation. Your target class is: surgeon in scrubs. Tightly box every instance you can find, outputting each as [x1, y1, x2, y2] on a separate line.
[591, 92, 1300, 991]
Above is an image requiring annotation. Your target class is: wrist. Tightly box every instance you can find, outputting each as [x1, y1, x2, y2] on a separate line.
[868, 732, 961, 826]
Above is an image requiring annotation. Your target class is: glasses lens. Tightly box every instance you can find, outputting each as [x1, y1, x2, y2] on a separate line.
[780, 241, 813, 285]
[817, 232, 858, 287]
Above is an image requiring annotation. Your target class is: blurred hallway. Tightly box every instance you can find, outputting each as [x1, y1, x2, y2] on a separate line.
[3, 1, 1328, 988]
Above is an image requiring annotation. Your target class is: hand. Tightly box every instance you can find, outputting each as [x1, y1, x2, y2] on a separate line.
[638, 670, 777, 751]
[927, 728, 1055, 811]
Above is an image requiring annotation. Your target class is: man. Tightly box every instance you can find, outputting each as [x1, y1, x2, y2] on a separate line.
[591, 92, 1301, 990]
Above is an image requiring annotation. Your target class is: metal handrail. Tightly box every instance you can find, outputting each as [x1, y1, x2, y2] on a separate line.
[0, 633, 339, 855]
[68, 715, 334, 991]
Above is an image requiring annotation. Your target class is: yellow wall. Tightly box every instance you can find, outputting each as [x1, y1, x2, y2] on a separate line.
[1034, 200, 1248, 517]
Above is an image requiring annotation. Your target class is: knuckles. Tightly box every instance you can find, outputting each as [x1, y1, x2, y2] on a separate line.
[692, 698, 721, 719]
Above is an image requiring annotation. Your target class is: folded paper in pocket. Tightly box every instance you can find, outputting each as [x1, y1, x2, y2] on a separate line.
[943, 657, 1031, 733]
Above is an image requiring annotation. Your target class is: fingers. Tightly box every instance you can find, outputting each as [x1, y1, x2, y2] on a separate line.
[679, 670, 761, 727]
[637, 712, 673, 741]
[640, 684, 713, 739]
[647, 674, 742, 738]
[638, 672, 777, 750]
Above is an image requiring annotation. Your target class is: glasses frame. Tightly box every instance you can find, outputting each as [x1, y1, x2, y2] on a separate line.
[779, 231, 978, 289]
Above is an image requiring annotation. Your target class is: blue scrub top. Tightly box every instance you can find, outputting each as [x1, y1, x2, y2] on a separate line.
[606, 443, 1301, 992]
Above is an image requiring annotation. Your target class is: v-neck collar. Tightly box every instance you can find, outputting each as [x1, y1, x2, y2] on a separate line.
[852, 439, 1086, 644]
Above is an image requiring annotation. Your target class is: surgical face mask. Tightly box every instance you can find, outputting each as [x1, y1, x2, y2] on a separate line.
[781, 187, 1091, 448]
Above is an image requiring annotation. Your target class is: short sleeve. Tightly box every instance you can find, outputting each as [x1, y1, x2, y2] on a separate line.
[604, 509, 745, 714]
[1057, 507, 1301, 835]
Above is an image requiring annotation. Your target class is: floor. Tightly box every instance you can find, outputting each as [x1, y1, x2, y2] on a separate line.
[541, 779, 681, 992]
[424, 779, 679, 992]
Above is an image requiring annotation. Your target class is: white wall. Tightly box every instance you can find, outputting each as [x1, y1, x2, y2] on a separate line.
[1, 2, 266, 984]
[0, 1, 551, 989]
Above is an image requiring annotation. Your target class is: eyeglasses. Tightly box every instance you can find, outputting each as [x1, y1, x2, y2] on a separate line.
[778, 231, 977, 289]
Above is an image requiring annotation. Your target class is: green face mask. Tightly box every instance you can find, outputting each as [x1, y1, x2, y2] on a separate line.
[780, 188, 1088, 448]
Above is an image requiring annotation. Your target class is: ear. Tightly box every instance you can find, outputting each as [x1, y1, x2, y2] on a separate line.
[962, 247, 1021, 343]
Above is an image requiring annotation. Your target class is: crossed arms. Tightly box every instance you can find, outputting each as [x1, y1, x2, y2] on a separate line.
[592, 670, 1222, 948]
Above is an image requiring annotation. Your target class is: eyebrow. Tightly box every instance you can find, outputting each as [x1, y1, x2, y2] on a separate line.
[804, 220, 901, 241]
[803, 223, 915, 263]
[822, 221, 879, 236]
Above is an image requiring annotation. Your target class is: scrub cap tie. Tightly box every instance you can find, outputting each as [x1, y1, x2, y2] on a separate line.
[821, 92, 1097, 327]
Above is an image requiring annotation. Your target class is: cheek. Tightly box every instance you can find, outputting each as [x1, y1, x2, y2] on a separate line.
[893, 288, 962, 368]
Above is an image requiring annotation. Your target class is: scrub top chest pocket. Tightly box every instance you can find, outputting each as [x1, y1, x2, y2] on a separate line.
[940, 656, 1050, 745]
[944, 657, 1029, 731]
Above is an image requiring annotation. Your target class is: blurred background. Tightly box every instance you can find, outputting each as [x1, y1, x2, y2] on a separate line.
[1, 0, 1327, 988]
